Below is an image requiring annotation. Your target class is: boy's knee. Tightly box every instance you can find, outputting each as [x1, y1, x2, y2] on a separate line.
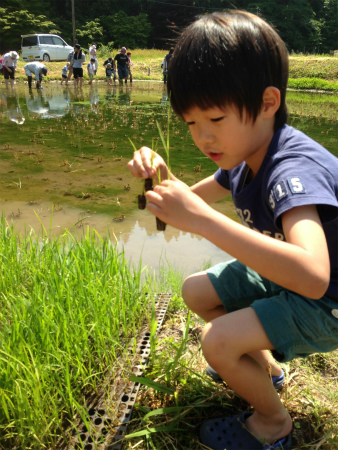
[182, 274, 200, 308]
[201, 321, 228, 362]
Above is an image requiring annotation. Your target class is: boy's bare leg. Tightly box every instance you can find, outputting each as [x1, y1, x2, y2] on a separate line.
[182, 272, 283, 377]
[200, 308, 292, 444]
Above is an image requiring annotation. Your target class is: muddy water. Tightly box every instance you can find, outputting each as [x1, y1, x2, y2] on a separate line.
[1, 83, 337, 274]
[2, 200, 233, 275]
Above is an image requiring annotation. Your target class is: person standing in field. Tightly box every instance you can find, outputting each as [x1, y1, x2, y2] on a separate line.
[72, 44, 86, 89]
[128, 10, 338, 450]
[61, 62, 69, 85]
[89, 43, 98, 74]
[66, 49, 74, 84]
[87, 58, 96, 85]
[162, 47, 173, 84]
[114, 47, 129, 85]
[2, 51, 19, 90]
[105, 63, 114, 86]
[127, 51, 133, 84]
[103, 57, 117, 82]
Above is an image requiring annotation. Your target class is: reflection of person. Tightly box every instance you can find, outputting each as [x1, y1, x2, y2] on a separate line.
[25, 89, 49, 115]
[25, 88, 70, 118]
[128, 11, 338, 450]
[72, 44, 86, 89]
[2, 92, 25, 124]
[90, 85, 99, 113]
[114, 47, 129, 85]
[24, 62, 47, 89]
[2, 51, 19, 89]
[161, 48, 173, 84]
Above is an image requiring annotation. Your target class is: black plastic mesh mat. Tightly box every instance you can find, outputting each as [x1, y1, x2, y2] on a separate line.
[60, 293, 172, 450]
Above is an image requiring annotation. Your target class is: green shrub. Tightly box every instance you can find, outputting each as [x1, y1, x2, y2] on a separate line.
[288, 77, 338, 91]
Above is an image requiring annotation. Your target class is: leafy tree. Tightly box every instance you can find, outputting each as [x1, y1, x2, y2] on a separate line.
[101, 11, 151, 49]
[319, 0, 338, 52]
[76, 19, 104, 48]
[0, 7, 57, 53]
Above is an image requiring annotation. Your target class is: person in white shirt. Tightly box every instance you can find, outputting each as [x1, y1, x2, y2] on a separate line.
[89, 43, 98, 73]
[24, 62, 47, 89]
[2, 51, 19, 89]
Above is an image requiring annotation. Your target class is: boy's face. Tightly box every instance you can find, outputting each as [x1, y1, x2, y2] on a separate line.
[182, 105, 273, 176]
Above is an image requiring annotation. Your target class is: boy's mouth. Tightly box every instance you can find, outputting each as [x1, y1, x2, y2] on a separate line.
[208, 152, 222, 162]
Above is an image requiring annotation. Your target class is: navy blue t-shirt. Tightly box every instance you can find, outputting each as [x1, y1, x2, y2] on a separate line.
[214, 125, 338, 301]
[114, 53, 129, 67]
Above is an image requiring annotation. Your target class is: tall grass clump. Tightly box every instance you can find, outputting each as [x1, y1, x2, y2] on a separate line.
[0, 217, 150, 449]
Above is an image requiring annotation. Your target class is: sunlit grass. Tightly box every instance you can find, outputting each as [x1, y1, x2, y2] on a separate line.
[0, 217, 151, 448]
[8, 52, 338, 85]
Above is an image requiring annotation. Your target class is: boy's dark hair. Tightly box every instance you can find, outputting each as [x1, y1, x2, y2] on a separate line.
[167, 10, 289, 131]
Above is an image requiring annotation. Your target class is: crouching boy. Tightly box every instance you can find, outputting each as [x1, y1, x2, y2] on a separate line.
[127, 10, 338, 450]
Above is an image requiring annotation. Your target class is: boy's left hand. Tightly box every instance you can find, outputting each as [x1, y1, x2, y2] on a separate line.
[146, 180, 209, 233]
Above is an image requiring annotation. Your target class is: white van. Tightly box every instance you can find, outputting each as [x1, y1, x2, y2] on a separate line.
[21, 34, 73, 62]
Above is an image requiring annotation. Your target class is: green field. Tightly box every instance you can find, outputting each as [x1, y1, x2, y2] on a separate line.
[4, 52, 338, 89]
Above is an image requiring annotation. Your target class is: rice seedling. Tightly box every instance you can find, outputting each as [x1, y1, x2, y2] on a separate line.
[0, 216, 153, 448]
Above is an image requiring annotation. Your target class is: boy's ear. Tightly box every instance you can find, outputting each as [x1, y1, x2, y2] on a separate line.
[261, 87, 281, 118]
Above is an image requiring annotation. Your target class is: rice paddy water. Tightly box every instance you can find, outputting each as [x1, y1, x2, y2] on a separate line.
[0, 82, 337, 448]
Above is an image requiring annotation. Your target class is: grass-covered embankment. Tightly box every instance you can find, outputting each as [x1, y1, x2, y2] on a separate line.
[5, 52, 338, 91]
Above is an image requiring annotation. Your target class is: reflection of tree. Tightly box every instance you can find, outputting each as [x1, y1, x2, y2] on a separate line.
[116, 216, 189, 246]
[2, 91, 25, 124]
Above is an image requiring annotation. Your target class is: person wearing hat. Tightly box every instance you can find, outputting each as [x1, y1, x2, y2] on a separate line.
[89, 42, 98, 73]
[114, 47, 129, 85]
[2, 51, 19, 89]
[103, 57, 117, 82]
[72, 44, 86, 89]
[24, 62, 48, 89]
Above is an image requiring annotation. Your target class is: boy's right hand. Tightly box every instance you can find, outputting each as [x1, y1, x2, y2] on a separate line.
[127, 147, 169, 182]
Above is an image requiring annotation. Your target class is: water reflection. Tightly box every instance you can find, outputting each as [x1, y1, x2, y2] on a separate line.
[25, 88, 70, 118]
[1, 83, 337, 274]
[116, 217, 233, 275]
[2, 200, 232, 275]
[0, 91, 25, 124]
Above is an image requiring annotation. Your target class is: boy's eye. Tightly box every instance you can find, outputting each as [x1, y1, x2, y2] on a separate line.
[211, 116, 224, 122]
[186, 121, 195, 126]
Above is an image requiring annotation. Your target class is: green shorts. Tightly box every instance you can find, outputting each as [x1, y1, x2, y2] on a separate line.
[207, 260, 338, 362]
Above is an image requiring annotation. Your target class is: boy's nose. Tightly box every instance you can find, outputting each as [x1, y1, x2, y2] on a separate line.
[197, 127, 214, 144]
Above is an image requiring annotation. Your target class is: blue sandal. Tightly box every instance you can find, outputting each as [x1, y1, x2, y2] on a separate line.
[206, 366, 285, 390]
[199, 411, 292, 450]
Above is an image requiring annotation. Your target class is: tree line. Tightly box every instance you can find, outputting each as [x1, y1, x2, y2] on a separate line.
[1, 0, 337, 54]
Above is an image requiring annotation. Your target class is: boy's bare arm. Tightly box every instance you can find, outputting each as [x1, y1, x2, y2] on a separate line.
[191, 176, 230, 204]
[146, 181, 330, 299]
